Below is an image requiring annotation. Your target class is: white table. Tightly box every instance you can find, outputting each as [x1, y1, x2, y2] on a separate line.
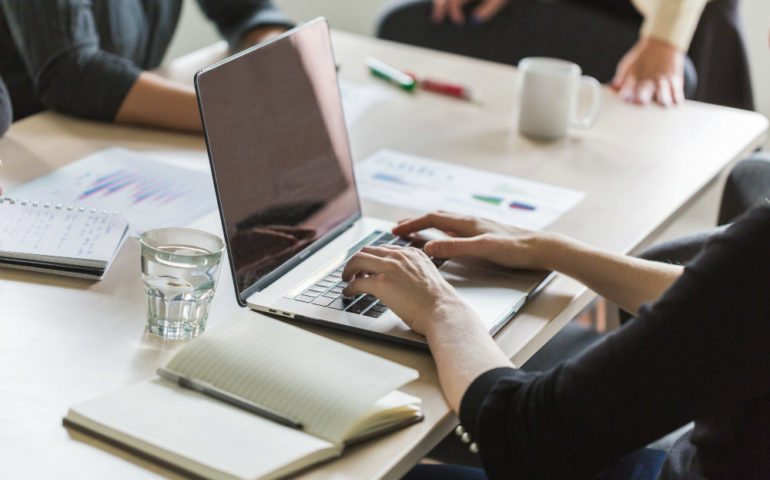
[0, 31, 766, 479]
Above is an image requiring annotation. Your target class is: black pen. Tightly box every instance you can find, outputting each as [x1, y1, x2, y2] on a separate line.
[157, 367, 304, 430]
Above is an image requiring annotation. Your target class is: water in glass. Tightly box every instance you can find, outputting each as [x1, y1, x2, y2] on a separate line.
[141, 230, 224, 340]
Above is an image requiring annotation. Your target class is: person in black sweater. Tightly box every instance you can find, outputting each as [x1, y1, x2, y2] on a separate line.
[0, 75, 10, 139]
[340, 206, 770, 480]
[0, 75, 10, 195]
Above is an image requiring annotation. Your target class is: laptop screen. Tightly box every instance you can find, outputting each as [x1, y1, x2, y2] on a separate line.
[196, 19, 361, 300]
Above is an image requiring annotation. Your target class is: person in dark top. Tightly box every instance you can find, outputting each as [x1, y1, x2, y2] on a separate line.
[378, 0, 754, 110]
[0, 74, 9, 195]
[0, 75, 10, 138]
[340, 207, 770, 479]
[0, 0, 292, 132]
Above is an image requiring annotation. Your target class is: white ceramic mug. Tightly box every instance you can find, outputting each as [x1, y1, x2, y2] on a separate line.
[516, 57, 601, 140]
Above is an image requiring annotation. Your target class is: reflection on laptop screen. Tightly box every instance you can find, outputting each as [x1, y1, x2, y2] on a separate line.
[197, 20, 360, 298]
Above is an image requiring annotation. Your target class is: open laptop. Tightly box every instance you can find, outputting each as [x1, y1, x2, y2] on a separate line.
[195, 18, 550, 348]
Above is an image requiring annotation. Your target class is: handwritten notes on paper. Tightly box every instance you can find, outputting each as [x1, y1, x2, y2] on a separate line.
[0, 199, 127, 262]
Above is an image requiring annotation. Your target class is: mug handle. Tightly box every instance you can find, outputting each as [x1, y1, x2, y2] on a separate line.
[570, 76, 601, 129]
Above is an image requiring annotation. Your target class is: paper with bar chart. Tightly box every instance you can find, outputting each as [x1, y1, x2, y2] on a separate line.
[7, 148, 217, 235]
[355, 150, 585, 231]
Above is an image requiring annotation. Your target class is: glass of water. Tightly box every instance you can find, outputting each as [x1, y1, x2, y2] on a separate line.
[140, 228, 225, 340]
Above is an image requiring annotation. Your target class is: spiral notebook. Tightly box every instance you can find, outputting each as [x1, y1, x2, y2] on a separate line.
[0, 197, 129, 279]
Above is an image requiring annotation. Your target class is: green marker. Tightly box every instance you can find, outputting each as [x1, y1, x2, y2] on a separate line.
[365, 56, 416, 91]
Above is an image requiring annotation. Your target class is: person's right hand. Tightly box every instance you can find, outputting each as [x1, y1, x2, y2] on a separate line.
[341, 244, 478, 336]
[610, 36, 685, 107]
[432, 0, 508, 25]
[392, 211, 561, 271]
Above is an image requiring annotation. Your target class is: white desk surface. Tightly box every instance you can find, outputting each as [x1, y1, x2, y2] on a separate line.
[0, 31, 766, 480]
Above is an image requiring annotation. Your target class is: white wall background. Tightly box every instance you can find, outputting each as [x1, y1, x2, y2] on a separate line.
[167, 0, 770, 125]
[740, 0, 770, 123]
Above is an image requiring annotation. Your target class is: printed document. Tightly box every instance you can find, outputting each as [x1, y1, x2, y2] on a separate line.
[7, 148, 217, 235]
[355, 150, 585, 231]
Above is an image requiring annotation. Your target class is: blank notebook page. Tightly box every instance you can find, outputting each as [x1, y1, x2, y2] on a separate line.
[165, 310, 419, 443]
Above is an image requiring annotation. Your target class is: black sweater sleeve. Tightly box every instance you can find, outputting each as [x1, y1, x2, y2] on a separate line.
[0, 75, 10, 137]
[0, 0, 141, 120]
[195, 0, 293, 50]
[460, 206, 770, 479]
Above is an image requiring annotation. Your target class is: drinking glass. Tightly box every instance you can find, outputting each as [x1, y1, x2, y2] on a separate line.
[140, 227, 225, 340]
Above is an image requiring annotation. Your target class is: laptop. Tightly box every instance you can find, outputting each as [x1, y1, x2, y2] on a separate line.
[195, 18, 550, 348]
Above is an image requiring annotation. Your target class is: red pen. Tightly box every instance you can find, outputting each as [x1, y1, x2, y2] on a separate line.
[405, 72, 472, 100]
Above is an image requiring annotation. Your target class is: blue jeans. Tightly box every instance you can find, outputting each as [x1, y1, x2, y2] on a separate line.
[402, 448, 667, 480]
[596, 448, 667, 480]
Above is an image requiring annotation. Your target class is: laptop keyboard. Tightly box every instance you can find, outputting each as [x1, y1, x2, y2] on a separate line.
[292, 231, 447, 318]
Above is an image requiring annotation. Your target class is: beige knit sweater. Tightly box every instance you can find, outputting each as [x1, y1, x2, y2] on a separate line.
[632, 0, 709, 50]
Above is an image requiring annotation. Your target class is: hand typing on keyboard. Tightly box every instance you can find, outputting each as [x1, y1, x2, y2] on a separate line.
[293, 231, 446, 318]
[340, 211, 559, 334]
[341, 244, 474, 336]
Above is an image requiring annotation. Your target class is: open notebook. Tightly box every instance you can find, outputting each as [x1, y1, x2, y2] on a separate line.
[0, 197, 128, 279]
[64, 311, 423, 480]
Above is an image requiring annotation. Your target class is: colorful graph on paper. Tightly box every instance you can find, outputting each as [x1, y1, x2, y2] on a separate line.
[78, 169, 195, 204]
[355, 150, 585, 231]
[7, 148, 217, 234]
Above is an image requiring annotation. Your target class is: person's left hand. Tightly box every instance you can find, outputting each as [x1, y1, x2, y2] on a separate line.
[0, 158, 4, 195]
[392, 211, 558, 271]
[240, 25, 288, 49]
[341, 245, 475, 336]
[611, 36, 685, 107]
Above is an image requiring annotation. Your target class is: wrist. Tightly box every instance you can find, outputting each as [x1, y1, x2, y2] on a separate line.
[545, 235, 603, 281]
[639, 35, 683, 55]
[241, 25, 287, 49]
[530, 232, 573, 271]
[424, 298, 484, 342]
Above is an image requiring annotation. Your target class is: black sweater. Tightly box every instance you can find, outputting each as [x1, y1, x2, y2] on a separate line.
[460, 205, 770, 480]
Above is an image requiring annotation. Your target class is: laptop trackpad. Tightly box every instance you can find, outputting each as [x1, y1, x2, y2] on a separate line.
[439, 258, 545, 331]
